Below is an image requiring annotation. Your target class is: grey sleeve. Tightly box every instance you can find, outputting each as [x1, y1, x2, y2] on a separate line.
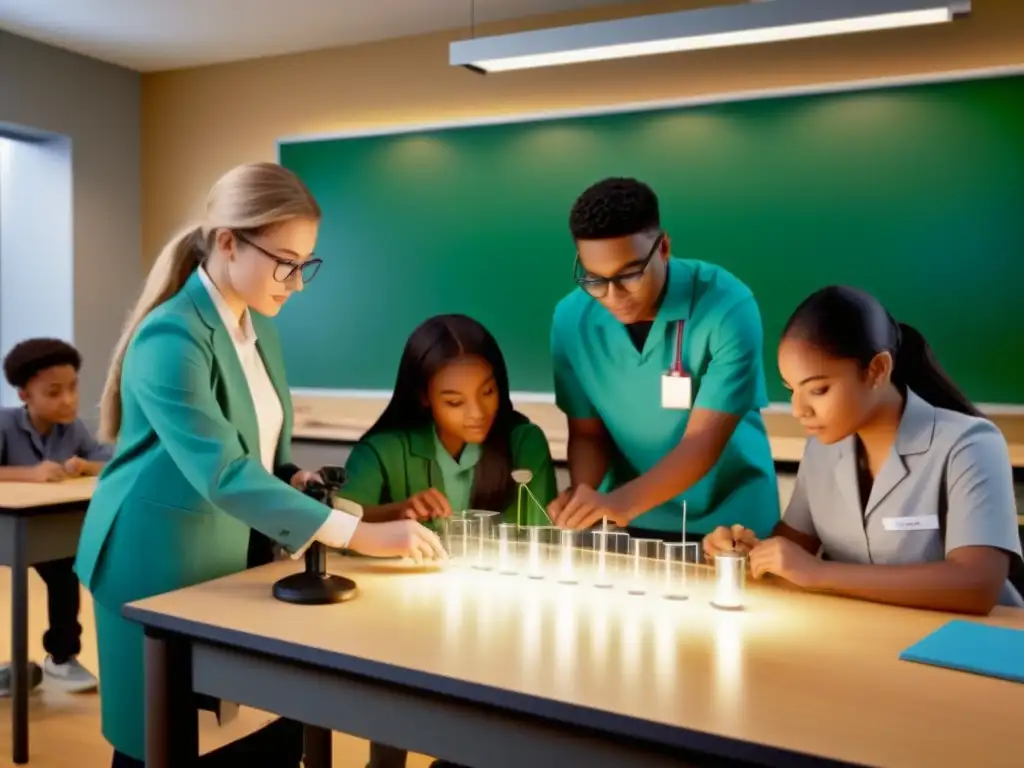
[782, 446, 818, 539]
[944, 421, 1021, 557]
[74, 421, 114, 462]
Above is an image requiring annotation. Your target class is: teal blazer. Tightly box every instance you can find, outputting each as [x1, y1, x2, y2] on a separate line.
[74, 270, 331, 759]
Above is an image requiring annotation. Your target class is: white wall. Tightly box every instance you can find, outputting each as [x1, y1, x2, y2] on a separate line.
[0, 135, 74, 405]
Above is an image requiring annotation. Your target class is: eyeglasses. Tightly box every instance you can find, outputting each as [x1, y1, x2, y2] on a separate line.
[574, 233, 664, 299]
[234, 232, 323, 284]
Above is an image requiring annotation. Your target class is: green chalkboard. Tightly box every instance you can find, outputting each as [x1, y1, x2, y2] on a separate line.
[277, 74, 1024, 404]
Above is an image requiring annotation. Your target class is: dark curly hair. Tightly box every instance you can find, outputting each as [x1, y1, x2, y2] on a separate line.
[569, 177, 661, 240]
[3, 338, 82, 389]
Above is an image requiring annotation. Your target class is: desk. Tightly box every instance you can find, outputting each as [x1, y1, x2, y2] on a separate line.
[0, 477, 96, 764]
[126, 555, 1024, 768]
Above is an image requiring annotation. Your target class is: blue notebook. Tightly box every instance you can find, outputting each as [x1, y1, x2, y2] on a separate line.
[899, 620, 1024, 683]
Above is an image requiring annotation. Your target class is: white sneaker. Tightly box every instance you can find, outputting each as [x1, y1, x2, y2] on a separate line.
[42, 656, 98, 693]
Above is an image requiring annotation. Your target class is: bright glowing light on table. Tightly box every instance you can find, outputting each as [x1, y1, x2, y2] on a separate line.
[588, 590, 611, 665]
[553, 589, 579, 692]
[617, 598, 643, 693]
[712, 610, 744, 716]
[519, 590, 543, 687]
[653, 609, 679, 706]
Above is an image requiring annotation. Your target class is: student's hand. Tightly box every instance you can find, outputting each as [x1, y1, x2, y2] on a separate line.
[400, 489, 452, 521]
[63, 456, 88, 478]
[30, 461, 68, 483]
[548, 484, 627, 530]
[347, 520, 448, 564]
[702, 525, 760, 561]
[289, 469, 322, 490]
[748, 537, 821, 588]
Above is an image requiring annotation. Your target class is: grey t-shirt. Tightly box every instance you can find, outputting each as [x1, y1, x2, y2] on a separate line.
[0, 406, 113, 467]
[784, 390, 1023, 608]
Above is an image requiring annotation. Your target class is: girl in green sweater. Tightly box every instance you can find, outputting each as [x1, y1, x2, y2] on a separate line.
[341, 314, 557, 768]
[341, 314, 556, 531]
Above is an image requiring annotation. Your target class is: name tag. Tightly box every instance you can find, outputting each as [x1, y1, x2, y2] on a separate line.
[661, 373, 692, 410]
[882, 515, 939, 532]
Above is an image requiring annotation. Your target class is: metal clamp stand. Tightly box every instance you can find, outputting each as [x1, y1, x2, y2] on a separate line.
[272, 465, 358, 605]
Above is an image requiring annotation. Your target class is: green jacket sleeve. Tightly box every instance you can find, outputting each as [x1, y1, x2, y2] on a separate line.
[339, 441, 387, 507]
[124, 316, 330, 553]
[511, 422, 558, 525]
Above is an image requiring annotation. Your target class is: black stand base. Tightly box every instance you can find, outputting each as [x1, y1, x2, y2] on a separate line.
[272, 572, 358, 605]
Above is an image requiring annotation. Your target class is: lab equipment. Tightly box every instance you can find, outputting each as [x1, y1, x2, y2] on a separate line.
[661, 542, 693, 601]
[711, 550, 746, 610]
[443, 515, 478, 563]
[557, 529, 579, 584]
[272, 466, 357, 605]
[627, 538, 663, 595]
[524, 525, 556, 579]
[497, 523, 519, 575]
[470, 510, 500, 571]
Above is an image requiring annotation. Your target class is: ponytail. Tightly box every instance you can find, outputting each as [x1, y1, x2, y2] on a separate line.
[892, 322, 982, 418]
[98, 225, 205, 442]
[784, 286, 984, 420]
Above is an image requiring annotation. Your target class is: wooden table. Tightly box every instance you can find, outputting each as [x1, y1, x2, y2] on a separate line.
[0, 478, 96, 764]
[125, 554, 1024, 768]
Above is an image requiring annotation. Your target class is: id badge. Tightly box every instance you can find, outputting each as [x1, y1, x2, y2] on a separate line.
[661, 371, 692, 410]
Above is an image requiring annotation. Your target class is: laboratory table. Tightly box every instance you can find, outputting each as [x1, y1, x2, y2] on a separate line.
[0, 477, 96, 764]
[125, 553, 1024, 768]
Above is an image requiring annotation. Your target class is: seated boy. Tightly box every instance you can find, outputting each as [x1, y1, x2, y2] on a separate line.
[0, 338, 112, 695]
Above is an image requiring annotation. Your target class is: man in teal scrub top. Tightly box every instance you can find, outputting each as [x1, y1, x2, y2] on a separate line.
[548, 177, 779, 543]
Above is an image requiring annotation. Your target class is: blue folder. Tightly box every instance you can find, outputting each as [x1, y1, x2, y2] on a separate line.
[899, 619, 1024, 683]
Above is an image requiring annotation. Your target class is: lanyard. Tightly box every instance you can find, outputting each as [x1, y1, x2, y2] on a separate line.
[671, 319, 686, 375]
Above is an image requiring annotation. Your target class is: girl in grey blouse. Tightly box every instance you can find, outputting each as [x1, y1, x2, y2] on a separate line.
[703, 286, 1022, 614]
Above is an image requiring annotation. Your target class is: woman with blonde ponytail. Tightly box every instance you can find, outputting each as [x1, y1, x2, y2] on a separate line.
[74, 162, 446, 768]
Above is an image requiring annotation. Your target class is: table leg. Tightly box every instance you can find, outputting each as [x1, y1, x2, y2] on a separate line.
[10, 518, 29, 764]
[144, 631, 199, 768]
[303, 725, 333, 768]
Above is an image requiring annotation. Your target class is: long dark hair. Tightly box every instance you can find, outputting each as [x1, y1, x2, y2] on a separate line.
[782, 286, 982, 417]
[367, 314, 529, 511]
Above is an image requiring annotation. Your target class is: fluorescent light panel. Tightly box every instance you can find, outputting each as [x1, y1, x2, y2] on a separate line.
[450, 0, 970, 73]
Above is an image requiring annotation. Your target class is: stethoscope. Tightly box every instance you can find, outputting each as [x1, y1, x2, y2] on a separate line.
[669, 319, 686, 376]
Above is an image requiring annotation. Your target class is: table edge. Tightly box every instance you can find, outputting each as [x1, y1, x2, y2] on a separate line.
[123, 604, 867, 768]
[0, 499, 91, 514]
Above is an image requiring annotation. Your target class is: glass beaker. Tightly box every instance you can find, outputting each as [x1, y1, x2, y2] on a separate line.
[497, 523, 520, 575]
[442, 515, 478, 564]
[469, 510, 500, 571]
[661, 541, 699, 601]
[557, 529, 579, 584]
[627, 538, 663, 595]
[589, 529, 630, 589]
[711, 550, 746, 610]
[523, 525, 556, 579]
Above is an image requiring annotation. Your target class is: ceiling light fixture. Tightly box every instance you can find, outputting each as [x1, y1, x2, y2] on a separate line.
[450, 0, 971, 74]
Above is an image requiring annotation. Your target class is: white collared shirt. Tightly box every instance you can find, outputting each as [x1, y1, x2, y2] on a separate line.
[198, 267, 282, 472]
[198, 267, 359, 552]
